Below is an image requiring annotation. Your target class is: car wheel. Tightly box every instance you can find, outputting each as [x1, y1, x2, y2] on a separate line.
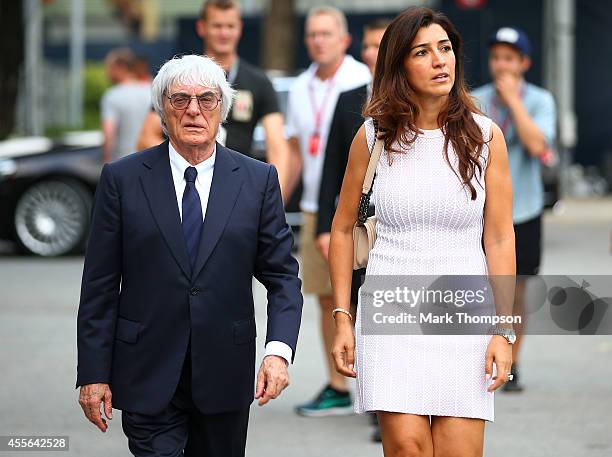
[14, 179, 92, 256]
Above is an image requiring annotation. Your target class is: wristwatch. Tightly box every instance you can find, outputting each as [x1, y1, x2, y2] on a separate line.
[490, 326, 516, 344]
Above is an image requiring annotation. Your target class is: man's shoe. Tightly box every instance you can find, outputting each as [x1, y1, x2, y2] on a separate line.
[502, 363, 524, 392]
[295, 384, 353, 417]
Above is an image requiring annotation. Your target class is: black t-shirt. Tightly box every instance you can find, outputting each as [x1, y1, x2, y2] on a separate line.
[224, 59, 279, 156]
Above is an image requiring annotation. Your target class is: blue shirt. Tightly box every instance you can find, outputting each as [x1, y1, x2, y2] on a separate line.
[472, 82, 556, 224]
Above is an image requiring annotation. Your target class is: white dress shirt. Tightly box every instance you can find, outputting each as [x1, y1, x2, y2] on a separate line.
[286, 55, 371, 212]
[168, 142, 293, 365]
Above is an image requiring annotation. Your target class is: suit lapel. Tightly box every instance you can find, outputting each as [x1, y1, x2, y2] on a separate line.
[140, 141, 192, 279]
[192, 144, 243, 278]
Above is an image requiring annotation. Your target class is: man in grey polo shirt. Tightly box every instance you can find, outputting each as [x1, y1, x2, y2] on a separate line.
[473, 27, 556, 392]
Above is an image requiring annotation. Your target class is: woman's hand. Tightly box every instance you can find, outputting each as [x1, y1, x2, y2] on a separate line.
[485, 335, 513, 392]
[331, 316, 357, 378]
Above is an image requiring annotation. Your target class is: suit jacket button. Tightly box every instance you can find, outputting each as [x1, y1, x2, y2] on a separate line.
[190, 287, 200, 296]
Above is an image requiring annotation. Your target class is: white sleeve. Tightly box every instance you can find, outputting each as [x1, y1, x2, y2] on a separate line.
[284, 88, 300, 140]
[264, 341, 293, 365]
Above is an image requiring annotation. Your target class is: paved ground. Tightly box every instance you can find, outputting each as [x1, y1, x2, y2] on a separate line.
[0, 198, 611, 456]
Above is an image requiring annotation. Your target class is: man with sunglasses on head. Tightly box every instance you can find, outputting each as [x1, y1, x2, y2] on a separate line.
[285, 6, 371, 418]
[138, 0, 292, 199]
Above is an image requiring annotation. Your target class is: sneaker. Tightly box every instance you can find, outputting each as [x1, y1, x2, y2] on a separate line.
[295, 385, 353, 417]
[502, 363, 524, 392]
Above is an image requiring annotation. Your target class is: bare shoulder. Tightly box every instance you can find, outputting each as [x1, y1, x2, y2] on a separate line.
[349, 124, 370, 161]
[353, 123, 367, 144]
[489, 122, 507, 149]
[486, 122, 509, 169]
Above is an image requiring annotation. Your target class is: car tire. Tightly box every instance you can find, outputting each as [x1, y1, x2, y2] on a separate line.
[14, 179, 92, 256]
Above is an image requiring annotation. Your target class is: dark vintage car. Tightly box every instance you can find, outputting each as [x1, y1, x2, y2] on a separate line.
[0, 135, 102, 256]
[0, 133, 559, 257]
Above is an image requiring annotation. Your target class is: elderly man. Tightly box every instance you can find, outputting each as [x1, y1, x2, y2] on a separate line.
[76, 55, 302, 457]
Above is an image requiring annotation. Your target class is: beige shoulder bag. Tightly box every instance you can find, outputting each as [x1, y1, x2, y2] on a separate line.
[353, 122, 383, 269]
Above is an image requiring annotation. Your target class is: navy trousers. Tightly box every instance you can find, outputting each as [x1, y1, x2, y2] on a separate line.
[121, 344, 250, 457]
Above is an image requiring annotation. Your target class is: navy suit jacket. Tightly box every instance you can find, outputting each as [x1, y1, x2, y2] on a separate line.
[76, 141, 303, 415]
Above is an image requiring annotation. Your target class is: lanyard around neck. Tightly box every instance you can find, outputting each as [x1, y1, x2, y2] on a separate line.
[490, 84, 525, 136]
[308, 77, 336, 136]
[306, 61, 343, 156]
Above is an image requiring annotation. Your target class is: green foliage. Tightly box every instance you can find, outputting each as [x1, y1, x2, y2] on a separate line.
[83, 61, 110, 129]
[45, 61, 110, 136]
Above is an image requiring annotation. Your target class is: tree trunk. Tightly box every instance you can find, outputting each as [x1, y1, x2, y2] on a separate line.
[261, 0, 296, 73]
[0, 0, 24, 139]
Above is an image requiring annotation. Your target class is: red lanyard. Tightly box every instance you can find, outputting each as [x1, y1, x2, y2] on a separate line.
[307, 69, 339, 156]
[490, 85, 525, 137]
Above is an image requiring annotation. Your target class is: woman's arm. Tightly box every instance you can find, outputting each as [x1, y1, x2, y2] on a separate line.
[329, 125, 371, 377]
[483, 122, 515, 276]
[482, 122, 516, 392]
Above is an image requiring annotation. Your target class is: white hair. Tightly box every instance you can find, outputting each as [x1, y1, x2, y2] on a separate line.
[306, 6, 348, 36]
[151, 54, 236, 136]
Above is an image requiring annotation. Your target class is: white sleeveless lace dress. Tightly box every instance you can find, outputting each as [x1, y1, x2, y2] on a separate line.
[354, 114, 496, 421]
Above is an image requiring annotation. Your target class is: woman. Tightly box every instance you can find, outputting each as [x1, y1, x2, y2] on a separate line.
[330, 7, 515, 457]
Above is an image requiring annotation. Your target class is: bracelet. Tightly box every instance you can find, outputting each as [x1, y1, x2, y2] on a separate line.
[332, 308, 353, 321]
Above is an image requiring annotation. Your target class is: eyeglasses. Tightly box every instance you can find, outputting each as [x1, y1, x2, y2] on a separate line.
[305, 30, 334, 40]
[167, 91, 221, 111]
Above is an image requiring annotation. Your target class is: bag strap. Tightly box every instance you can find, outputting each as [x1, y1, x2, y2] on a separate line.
[357, 120, 383, 224]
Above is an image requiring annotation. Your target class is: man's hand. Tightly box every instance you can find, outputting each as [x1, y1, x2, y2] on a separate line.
[495, 73, 522, 107]
[316, 233, 331, 261]
[78, 383, 113, 432]
[254, 355, 289, 406]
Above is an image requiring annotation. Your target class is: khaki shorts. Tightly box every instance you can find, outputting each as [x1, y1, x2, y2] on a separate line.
[299, 212, 332, 296]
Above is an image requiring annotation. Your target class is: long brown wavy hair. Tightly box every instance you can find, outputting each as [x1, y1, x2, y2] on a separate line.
[364, 7, 486, 200]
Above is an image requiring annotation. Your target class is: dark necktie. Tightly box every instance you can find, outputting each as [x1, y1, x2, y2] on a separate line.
[182, 166, 203, 268]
